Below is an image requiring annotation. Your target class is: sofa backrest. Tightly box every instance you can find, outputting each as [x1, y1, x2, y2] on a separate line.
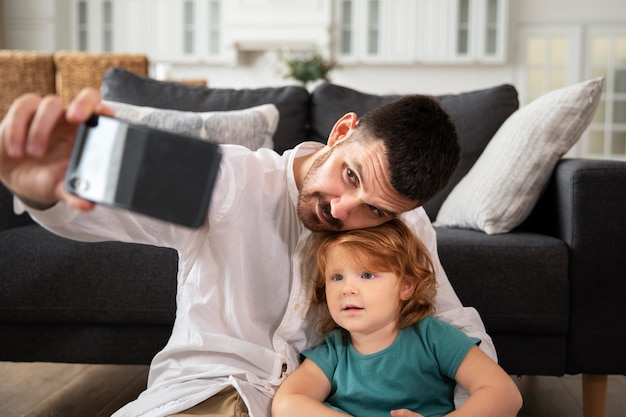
[102, 68, 310, 155]
[102, 68, 519, 219]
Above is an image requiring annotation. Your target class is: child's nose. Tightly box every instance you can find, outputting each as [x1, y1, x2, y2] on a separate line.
[341, 281, 358, 295]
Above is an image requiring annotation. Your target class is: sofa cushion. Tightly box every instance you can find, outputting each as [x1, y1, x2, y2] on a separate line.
[101, 68, 310, 154]
[0, 224, 177, 325]
[435, 227, 569, 335]
[435, 77, 604, 234]
[105, 101, 279, 150]
[309, 83, 519, 219]
[0, 183, 34, 232]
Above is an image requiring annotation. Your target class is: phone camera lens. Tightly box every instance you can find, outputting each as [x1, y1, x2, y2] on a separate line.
[69, 176, 90, 193]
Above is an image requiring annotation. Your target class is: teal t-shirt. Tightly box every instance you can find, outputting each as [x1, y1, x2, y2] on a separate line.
[301, 316, 480, 417]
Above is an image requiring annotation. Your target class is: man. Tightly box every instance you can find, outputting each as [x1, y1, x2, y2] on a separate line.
[0, 89, 495, 417]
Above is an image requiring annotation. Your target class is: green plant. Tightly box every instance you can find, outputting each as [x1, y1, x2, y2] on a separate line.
[282, 53, 336, 85]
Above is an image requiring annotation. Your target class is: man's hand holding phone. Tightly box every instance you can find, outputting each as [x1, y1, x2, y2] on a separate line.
[0, 88, 221, 228]
[0, 88, 114, 211]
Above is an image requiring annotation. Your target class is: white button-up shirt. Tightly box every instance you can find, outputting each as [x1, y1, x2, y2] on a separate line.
[23, 142, 495, 417]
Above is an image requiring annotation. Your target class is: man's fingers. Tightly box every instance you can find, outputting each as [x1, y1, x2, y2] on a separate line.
[66, 88, 104, 123]
[55, 181, 95, 212]
[25, 95, 65, 157]
[2, 93, 42, 157]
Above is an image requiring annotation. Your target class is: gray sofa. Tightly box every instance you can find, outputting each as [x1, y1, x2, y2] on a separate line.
[1, 68, 625, 382]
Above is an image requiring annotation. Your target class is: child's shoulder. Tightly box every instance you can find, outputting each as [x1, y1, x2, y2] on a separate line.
[407, 316, 475, 341]
[409, 315, 451, 332]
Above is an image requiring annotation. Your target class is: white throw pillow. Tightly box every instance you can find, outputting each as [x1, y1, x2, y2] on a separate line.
[104, 101, 279, 151]
[434, 77, 604, 234]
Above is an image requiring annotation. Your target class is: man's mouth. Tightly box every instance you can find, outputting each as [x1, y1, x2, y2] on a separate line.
[317, 203, 341, 229]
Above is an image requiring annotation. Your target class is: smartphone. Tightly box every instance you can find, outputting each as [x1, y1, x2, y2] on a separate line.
[65, 114, 222, 228]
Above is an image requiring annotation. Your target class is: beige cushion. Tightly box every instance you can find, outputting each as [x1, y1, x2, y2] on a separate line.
[434, 77, 604, 234]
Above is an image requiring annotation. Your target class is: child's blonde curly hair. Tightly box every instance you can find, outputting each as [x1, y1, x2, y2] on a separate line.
[310, 217, 437, 336]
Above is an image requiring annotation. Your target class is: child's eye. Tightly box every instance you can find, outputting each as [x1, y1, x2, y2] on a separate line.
[331, 274, 343, 282]
[362, 272, 375, 280]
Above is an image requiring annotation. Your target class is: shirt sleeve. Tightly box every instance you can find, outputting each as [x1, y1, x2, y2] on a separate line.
[300, 329, 345, 384]
[16, 149, 243, 252]
[421, 316, 481, 380]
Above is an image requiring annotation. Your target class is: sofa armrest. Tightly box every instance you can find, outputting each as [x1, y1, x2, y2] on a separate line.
[550, 158, 626, 374]
[552, 158, 626, 245]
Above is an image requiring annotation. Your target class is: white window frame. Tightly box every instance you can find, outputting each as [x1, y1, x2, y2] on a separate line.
[584, 25, 626, 161]
[516, 25, 584, 157]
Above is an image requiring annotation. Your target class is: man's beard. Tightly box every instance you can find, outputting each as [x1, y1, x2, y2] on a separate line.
[296, 149, 343, 232]
[297, 193, 343, 232]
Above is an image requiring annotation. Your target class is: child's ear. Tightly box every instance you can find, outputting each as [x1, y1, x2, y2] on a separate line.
[327, 112, 358, 147]
[400, 279, 416, 300]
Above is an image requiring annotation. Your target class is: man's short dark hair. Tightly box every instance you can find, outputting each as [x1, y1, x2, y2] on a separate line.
[357, 95, 460, 206]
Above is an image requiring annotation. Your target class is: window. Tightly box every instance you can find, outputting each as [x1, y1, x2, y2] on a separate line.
[457, 0, 470, 55]
[485, 0, 499, 54]
[208, 0, 221, 55]
[586, 31, 626, 159]
[183, 1, 195, 55]
[367, 0, 380, 55]
[77, 1, 88, 51]
[524, 35, 570, 101]
[339, 0, 353, 55]
[102, 0, 113, 52]
[518, 25, 626, 160]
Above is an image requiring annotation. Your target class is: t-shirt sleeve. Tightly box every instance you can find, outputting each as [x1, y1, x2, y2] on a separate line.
[423, 316, 481, 379]
[301, 329, 345, 383]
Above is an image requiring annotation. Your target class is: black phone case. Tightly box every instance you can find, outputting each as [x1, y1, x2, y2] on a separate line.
[66, 115, 222, 228]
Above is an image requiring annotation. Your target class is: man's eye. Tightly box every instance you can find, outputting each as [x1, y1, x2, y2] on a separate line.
[362, 272, 375, 280]
[347, 168, 357, 185]
[368, 205, 382, 217]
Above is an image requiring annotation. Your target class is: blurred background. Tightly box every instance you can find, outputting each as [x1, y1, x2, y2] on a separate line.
[1, 0, 625, 160]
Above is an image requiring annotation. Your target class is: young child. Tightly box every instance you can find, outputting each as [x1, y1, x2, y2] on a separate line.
[272, 218, 522, 417]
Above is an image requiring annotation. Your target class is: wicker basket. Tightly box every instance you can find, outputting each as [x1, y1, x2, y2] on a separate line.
[171, 78, 208, 87]
[54, 51, 149, 105]
[0, 50, 56, 120]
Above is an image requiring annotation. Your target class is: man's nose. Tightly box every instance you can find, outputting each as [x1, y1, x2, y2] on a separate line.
[330, 194, 358, 220]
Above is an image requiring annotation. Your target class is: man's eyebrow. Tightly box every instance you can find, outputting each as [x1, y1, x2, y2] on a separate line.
[353, 161, 398, 218]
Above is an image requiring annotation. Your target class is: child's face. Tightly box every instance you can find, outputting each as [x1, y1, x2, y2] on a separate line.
[323, 245, 412, 342]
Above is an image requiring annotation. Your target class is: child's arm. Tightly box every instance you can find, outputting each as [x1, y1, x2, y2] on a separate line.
[272, 358, 349, 417]
[391, 346, 521, 417]
[446, 346, 523, 417]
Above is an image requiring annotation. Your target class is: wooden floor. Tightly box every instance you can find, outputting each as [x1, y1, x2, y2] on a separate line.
[0, 361, 625, 416]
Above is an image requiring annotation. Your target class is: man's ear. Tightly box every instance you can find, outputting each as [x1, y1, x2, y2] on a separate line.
[327, 112, 358, 147]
